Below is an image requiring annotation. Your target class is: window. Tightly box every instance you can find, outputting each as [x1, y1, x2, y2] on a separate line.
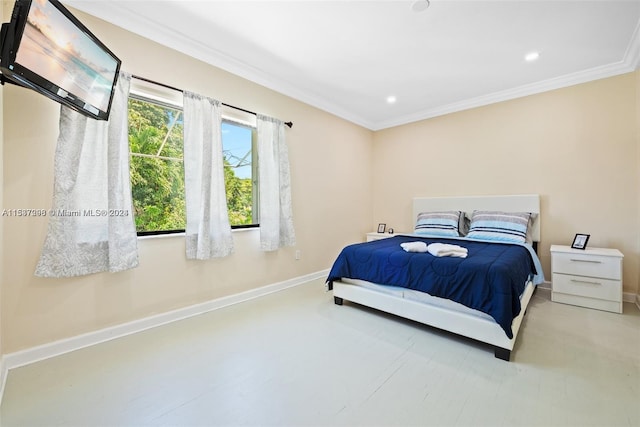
[129, 96, 185, 234]
[222, 120, 259, 227]
[128, 81, 259, 235]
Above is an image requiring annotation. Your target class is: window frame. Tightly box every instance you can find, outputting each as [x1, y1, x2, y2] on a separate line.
[128, 81, 260, 237]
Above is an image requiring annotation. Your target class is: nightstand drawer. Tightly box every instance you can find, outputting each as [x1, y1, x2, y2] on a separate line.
[552, 252, 621, 280]
[552, 273, 621, 302]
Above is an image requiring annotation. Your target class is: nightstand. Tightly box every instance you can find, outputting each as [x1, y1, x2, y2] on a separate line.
[550, 245, 623, 313]
[366, 232, 398, 242]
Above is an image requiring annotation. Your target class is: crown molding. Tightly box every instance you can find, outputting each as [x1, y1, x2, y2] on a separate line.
[375, 19, 640, 130]
[63, 1, 376, 130]
[64, 1, 640, 132]
[373, 57, 638, 131]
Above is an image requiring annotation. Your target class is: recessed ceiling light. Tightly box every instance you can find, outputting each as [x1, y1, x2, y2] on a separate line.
[411, 0, 430, 12]
[525, 51, 540, 62]
[386, 95, 397, 104]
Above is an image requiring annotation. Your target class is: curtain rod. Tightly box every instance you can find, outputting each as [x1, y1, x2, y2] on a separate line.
[131, 74, 293, 128]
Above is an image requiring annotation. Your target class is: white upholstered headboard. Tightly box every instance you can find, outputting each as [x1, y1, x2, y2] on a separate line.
[412, 194, 541, 242]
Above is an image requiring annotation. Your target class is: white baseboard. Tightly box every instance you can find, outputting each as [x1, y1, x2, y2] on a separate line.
[0, 357, 6, 407]
[623, 292, 637, 304]
[636, 294, 640, 311]
[1, 269, 329, 403]
[537, 281, 552, 291]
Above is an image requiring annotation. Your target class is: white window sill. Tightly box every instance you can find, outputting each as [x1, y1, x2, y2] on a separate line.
[137, 227, 258, 240]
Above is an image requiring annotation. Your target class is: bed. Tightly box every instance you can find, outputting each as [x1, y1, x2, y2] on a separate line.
[327, 194, 544, 361]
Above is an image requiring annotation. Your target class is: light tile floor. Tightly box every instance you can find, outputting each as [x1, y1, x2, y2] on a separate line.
[1, 280, 639, 426]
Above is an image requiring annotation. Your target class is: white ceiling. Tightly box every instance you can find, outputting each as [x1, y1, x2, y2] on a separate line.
[64, 0, 640, 130]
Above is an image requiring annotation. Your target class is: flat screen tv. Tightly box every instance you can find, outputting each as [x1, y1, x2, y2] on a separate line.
[0, 0, 121, 120]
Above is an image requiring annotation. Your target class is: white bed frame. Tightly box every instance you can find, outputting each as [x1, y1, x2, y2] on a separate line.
[332, 194, 541, 361]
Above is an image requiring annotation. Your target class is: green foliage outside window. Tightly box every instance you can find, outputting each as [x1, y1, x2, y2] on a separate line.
[128, 97, 257, 234]
[224, 163, 254, 226]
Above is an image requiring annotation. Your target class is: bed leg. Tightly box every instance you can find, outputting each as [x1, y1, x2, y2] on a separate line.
[494, 347, 511, 361]
[334, 296, 344, 305]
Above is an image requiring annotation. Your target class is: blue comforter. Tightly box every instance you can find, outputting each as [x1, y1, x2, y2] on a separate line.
[327, 235, 541, 338]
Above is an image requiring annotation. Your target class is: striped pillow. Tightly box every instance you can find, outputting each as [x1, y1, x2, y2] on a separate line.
[466, 211, 532, 244]
[415, 211, 466, 237]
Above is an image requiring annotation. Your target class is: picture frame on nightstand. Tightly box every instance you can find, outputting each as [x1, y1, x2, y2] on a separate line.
[377, 223, 386, 233]
[571, 233, 590, 250]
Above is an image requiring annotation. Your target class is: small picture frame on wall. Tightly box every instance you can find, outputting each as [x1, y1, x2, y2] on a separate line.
[571, 233, 590, 250]
[377, 223, 386, 233]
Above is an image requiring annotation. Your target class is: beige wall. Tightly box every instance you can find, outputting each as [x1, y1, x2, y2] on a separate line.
[1, 8, 373, 353]
[373, 73, 640, 294]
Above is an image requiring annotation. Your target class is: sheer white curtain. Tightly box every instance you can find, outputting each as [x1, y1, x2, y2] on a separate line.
[35, 72, 139, 277]
[183, 91, 234, 259]
[257, 114, 295, 251]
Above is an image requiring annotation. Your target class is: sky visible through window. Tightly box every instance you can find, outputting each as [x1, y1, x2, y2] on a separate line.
[222, 121, 252, 179]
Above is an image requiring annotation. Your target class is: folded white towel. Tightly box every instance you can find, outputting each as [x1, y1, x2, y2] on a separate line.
[400, 241, 428, 253]
[427, 243, 468, 258]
